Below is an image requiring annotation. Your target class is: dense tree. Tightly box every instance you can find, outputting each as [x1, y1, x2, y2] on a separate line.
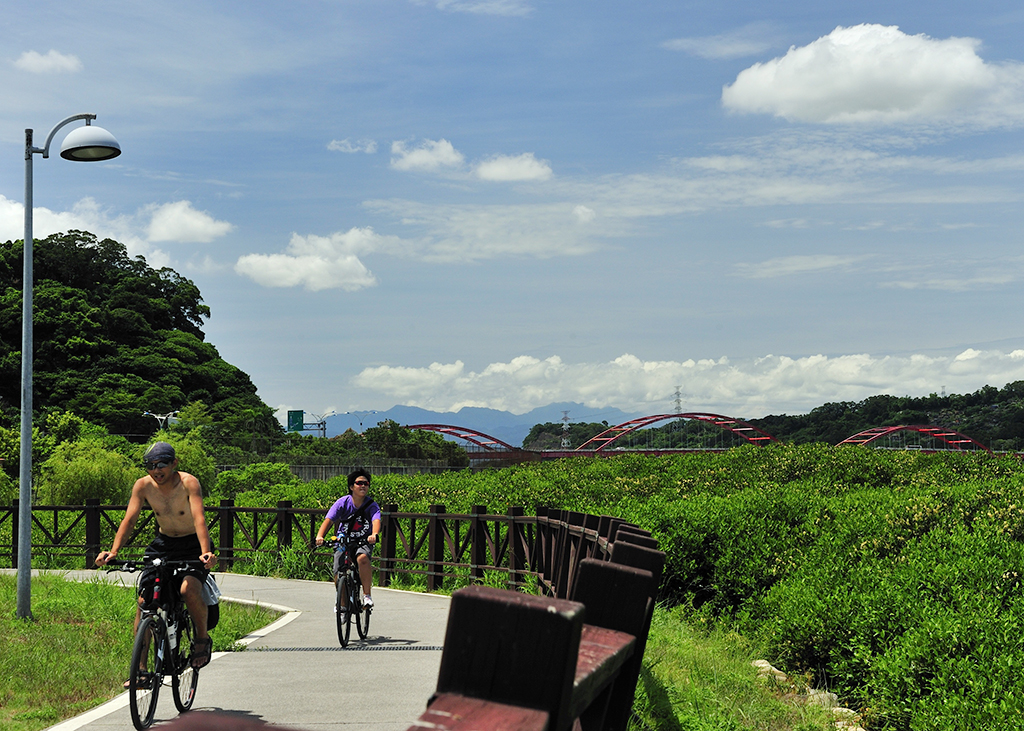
[522, 421, 610, 450]
[0, 230, 277, 438]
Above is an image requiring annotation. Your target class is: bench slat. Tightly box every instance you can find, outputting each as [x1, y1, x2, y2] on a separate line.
[413, 694, 549, 731]
[570, 624, 636, 719]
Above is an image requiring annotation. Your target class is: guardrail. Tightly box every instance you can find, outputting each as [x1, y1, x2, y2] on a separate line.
[409, 525, 665, 731]
[1, 500, 643, 597]
[2, 498, 664, 731]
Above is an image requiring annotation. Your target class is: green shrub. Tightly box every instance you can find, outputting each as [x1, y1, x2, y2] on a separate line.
[35, 438, 139, 504]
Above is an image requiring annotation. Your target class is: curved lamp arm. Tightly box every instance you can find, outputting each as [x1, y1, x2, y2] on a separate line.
[32, 113, 98, 158]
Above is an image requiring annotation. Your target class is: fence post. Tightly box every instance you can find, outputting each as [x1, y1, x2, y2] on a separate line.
[470, 505, 487, 581]
[85, 498, 101, 569]
[379, 503, 398, 587]
[507, 506, 525, 588]
[11, 498, 19, 569]
[428, 504, 446, 592]
[218, 499, 235, 571]
[277, 500, 293, 554]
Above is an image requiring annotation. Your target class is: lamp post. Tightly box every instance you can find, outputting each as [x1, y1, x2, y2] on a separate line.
[17, 114, 121, 619]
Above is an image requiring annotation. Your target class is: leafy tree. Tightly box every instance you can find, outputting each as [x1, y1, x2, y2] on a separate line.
[522, 421, 609, 450]
[0, 230, 280, 449]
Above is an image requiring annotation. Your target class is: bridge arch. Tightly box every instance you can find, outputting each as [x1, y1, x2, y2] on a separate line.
[574, 412, 778, 452]
[406, 424, 516, 451]
[837, 425, 991, 453]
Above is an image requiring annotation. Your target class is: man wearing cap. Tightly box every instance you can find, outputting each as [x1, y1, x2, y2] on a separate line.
[95, 441, 217, 670]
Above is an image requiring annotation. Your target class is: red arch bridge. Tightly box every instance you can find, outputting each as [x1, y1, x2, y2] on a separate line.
[408, 415, 991, 462]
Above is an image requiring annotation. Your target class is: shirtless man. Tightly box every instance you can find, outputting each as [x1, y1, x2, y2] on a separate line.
[95, 441, 217, 670]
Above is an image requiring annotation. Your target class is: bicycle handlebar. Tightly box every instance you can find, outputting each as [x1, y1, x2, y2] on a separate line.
[104, 558, 208, 573]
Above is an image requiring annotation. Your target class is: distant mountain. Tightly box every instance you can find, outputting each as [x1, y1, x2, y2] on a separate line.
[324, 403, 643, 448]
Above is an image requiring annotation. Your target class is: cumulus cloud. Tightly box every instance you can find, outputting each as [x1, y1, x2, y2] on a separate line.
[391, 139, 464, 172]
[663, 24, 775, 59]
[0, 194, 175, 264]
[14, 49, 82, 73]
[328, 138, 378, 154]
[352, 350, 1024, 416]
[722, 24, 1024, 126]
[475, 153, 553, 181]
[234, 227, 413, 291]
[146, 201, 234, 243]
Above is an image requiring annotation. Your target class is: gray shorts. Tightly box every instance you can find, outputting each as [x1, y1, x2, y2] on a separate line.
[333, 543, 371, 575]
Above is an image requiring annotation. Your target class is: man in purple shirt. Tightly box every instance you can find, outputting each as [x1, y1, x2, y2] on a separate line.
[316, 469, 382, 607]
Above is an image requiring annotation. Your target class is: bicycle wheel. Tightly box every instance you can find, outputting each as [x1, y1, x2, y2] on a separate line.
[129, 616, 163, 730]
[172, 610, 199, 713]
[356, 592, 371, 639]
[336, 575, 352, 647]
[347, 573, 364, 639]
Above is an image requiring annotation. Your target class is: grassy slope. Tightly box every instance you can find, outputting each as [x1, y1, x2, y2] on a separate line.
[0, 574, 277, 731]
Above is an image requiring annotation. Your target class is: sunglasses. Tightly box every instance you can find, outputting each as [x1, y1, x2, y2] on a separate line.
[353, 480, 370, 486]
[144, 461, 171, 471]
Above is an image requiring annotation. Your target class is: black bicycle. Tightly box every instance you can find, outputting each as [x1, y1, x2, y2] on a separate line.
[108, 558, 206, 730]
[328, 533, 372, 647]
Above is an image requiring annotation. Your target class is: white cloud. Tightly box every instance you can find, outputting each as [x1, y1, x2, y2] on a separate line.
[426, 0, 532, 16]
[663, 24, 775, 59]
[735, 254, 868, 279]
[365, 199, 605, 260]
[573, 205, 595, 224]
[390, 139, 465, 172]
[146, 201, 234, 243]
[722, 24, 1024, 127]
[352, 350, 1024, 417]
[14, 49, 82, 73]
[328, 138, 378, 154]
[234, 227, 411, 291]
[0, 194, 167, 263]
[475, 153, 553, 181]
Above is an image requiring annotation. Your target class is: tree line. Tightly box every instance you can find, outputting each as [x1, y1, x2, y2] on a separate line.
[523, 383, 1024, 451]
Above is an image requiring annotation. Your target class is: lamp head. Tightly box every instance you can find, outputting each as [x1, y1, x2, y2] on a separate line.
[59, 124, 121, 161]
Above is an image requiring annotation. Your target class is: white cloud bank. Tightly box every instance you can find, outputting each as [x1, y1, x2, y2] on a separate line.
[663, 24, 775, 60]
[234, 228, 409, 291]
[0, 195, 235, 269]
[391, 139, 465, 171]
[424, 0, 532, 17]
[328, 138, 377, 154]
[352, 349, 1024, 416]
[475, 153, 553, 181]
[14, 49, 82, 73]
[722, 24, 1024, 126]
[147, 201, 234, 243]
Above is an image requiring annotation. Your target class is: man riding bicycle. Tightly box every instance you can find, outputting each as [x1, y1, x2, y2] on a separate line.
[95, 441, 217, 672]
[315, 469, 381, 607]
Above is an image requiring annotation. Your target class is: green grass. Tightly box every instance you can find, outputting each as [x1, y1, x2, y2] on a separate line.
[0, 574, 278, 731]
[633, 605, 838, 731]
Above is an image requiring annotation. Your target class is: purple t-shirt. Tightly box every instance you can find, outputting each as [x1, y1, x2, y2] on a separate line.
[326, 495, 381, 539]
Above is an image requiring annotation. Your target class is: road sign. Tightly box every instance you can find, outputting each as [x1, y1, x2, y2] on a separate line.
[287, 410, 304, 432]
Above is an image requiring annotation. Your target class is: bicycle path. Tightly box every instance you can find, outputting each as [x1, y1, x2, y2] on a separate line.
[38, 571, 451, 731]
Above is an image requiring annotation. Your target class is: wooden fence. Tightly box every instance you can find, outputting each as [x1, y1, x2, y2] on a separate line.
[2, 498, 666, 731]
[1, 499, 646, 596]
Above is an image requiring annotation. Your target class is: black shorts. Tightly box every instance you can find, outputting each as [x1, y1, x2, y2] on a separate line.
[139, 533, 209, 607]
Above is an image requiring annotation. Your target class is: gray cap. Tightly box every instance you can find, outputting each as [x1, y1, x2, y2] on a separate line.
[144, 441, 176, 463]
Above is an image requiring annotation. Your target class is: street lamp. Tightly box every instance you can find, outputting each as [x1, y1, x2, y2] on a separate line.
[143, 410, 180, 430]
[17, 114, 121, 619]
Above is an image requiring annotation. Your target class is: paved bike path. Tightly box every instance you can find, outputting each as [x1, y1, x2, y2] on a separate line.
[42, 572, 451, 731]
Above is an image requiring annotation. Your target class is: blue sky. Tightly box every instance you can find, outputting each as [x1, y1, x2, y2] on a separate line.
[4, 0, 1024, 422]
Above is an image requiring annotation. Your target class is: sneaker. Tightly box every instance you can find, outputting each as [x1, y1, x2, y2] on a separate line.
[362, 595, 374, 608]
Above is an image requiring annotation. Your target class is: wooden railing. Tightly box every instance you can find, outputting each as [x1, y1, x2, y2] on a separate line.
[1, 500, 642, 596]
[2, 498, 665, 731]
[409, 525, 666, 731]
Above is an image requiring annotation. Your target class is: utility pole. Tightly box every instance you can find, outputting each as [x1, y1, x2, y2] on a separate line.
[561, 411, 572, 449]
